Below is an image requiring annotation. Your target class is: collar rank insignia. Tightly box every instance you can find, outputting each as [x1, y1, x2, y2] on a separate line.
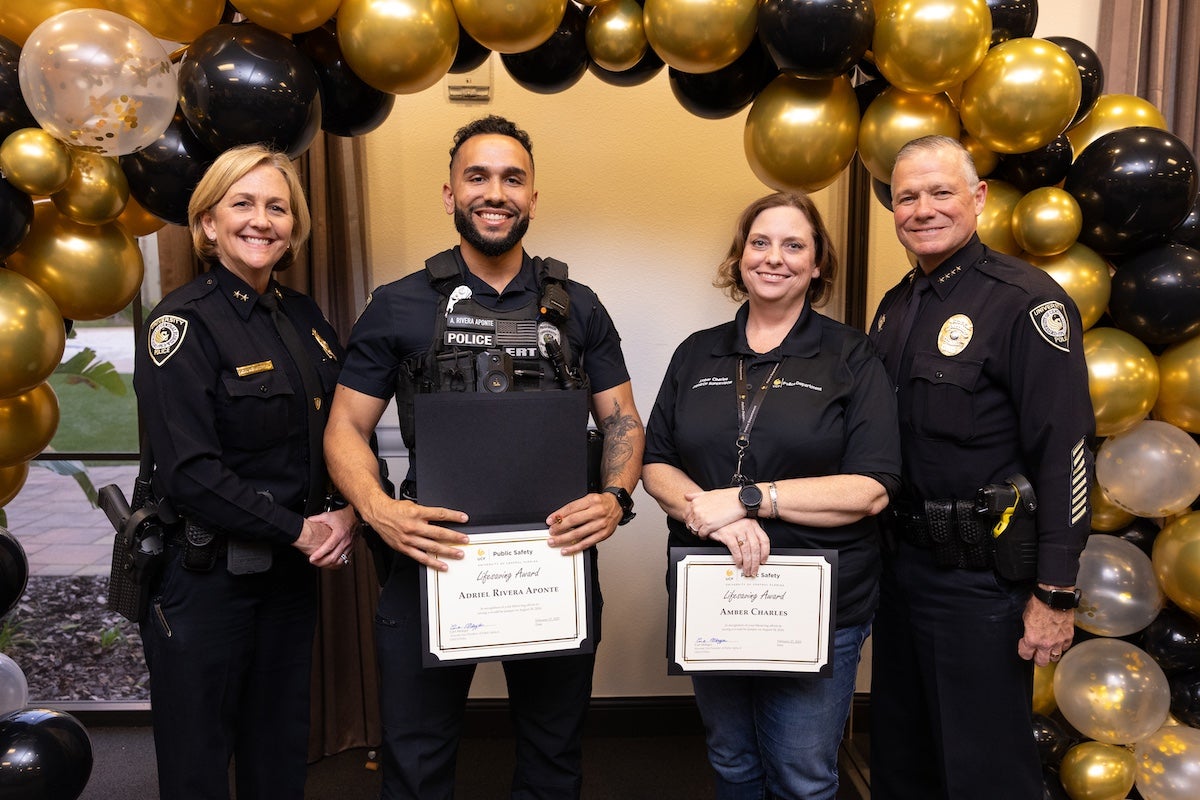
[1030, 300, 1070, 352]
[234, 290, 249, 302]
[148, 314, 188, 367]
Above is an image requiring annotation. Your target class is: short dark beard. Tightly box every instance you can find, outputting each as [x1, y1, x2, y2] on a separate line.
[454, 204, 530, 257]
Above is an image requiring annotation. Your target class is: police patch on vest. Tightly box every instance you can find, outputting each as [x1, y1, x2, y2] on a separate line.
[148, 314, 188, 367]
[447, 313, 495, 332]
[444, 329, 495, 348]
[937, 314, 974, 356]
[1030, 301, 1070, 352]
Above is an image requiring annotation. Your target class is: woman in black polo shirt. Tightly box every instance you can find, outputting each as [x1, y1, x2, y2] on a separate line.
[643, 192, 900, 800]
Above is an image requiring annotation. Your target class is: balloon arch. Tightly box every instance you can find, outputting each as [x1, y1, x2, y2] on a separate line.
[3, 1, 1200, 797]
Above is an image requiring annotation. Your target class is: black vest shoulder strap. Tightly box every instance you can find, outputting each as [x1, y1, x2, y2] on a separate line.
[424, 250, 462, 297]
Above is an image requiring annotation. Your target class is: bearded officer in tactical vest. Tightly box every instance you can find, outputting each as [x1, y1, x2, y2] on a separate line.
[324, 115, 644, 799]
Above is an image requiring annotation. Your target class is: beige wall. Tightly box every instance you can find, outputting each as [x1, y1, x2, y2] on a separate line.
[361, 4, 1099, 698]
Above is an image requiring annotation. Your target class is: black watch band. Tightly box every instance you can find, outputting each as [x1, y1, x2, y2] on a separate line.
[1032, 586, 1081, 610]
[603, 486, 636, 526]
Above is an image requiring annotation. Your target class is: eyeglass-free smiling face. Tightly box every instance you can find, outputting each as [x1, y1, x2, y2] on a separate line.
[201, 164, 294, 292]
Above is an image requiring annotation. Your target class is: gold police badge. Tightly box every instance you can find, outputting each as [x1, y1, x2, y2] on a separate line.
[148, 314, 188, 367]
[937, 314, 974, 356]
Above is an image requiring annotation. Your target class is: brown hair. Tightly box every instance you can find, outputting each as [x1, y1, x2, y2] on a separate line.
[714, 192, 839, 307]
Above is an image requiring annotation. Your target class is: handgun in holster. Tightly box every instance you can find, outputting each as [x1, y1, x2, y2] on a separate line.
[976, 473, 1038, 582]
[99, 482, 166, 622]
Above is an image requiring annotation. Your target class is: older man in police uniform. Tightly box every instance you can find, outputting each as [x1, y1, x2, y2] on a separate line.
[867, 135, 1094, 800]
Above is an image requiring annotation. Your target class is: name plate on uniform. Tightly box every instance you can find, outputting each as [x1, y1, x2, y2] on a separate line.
[421, 527, 593, 666]
[667, 548, 837, 677]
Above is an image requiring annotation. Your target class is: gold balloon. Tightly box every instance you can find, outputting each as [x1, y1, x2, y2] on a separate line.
[1083, 327, 1160, 438]
[116, 194, 167, 238]
[1090, 480, 1135, 532]
[1067, 94, 1170, 158]
[1153, 511, 1200, 619]
[0, 0, 102, 46]
[872, 0, 990, 93]
[0, 269, 66, 399]
[1155, 335, 1200, 433]
[454, 0, 568, 54]
[586, 0, 647, 73]
[1012, 186, 1082, 257]
[1024, 243, 1112, 331]
[51, 151, 129, 226]
[960, 38, 1083, 154]
[1059, 741, 1136, 800]
[0, 128, 71, 196]
[643, 0, 758, 74]
[5, 202, 144, 321]
[0, 382, 59, 467]
[226, 0, 340, 34]
[857, 88, 960, 183]
[337, 0, 459, 94]
[960, 132, 999, 178]
[0, 461, 29, 507]
[106, 0, 225, 43]
[744, 74, 860, 193]
[976, 179, 1022, 256]
[1033, 662, 1058, 716]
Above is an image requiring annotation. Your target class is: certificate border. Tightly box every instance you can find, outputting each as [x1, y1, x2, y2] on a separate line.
[666, 547, 838, 677]
[420, 524, 595, 667]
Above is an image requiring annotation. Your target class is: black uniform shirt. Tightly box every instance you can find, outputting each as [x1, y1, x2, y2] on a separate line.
[134, 265, 343, 543]
[338, 248, 631, 478]
[644, 302, 901, 626]
[869, 235, 1094, 585]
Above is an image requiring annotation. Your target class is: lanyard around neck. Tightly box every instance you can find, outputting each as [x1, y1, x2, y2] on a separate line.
[731, 356, 784, 487]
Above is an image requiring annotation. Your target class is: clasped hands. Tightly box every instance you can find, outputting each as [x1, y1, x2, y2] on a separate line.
[683, 488, 771, 577]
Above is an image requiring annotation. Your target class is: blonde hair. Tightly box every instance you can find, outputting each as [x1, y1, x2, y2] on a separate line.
[714, 191, 839, 307]
[188, 144, 311, 265]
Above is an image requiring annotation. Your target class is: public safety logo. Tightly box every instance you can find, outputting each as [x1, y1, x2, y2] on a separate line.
[1030, 301, 1070, 352]
[148, 314, 188, 367]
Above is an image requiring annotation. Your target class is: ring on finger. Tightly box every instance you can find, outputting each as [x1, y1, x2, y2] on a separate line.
[736, 538, 745, 545]
[339, 552, 350, 565]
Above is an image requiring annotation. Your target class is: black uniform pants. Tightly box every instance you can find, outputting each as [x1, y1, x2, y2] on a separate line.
[140, 542, 318, 800]
[374, 557, 601, 800]
[869, 542, 1041, 800]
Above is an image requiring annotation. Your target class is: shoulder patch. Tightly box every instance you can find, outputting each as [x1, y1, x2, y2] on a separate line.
[1029, 300, 1070, 352]
[148, 314, 189, 366]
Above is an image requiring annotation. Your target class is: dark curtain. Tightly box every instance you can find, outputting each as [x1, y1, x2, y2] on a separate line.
[153, 133, 382, 759]
[1097, 0, 1200, 156]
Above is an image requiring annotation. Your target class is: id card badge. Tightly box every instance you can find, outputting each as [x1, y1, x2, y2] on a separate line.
[226, 539, 273, 575]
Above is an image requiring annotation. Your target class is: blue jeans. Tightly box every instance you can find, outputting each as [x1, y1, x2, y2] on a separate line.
[691, 621, 871, 800]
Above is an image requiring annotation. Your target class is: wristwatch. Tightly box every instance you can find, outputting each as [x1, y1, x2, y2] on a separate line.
[602, 486, 636, 526]
[738, 484, 763, 518]
[1032, 585, 1081, 610]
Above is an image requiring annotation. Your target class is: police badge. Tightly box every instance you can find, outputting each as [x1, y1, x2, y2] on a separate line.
[1029, 300, 1070, 352]
[148, 314, 189, 366]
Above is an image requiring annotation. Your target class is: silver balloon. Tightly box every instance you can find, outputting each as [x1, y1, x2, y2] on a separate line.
[0, 653, 27, 717]
[1053, 638, 1171, 745]
[1075, 534, 1164, 637]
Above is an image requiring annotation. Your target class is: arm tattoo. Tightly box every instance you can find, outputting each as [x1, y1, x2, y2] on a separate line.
[600, 399, 637, 484]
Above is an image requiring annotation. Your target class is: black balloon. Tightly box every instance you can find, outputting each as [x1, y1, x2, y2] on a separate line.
[1045, 36, 1105, 126]
[0, 708, 92, 800]
[987, 0, 1038, 45]
[996, 135, 1073, 193]
[0, 35, 36, 143]
[120, 108, 216, 227]
[1109, 242, 1200, 345]
[1168, 668, 1200, 727]
[871, 177, 893, 211]
[501, 3, 588, 94]
[1032, 714, 1072, 767]
[0, 175, 33, 258]
[1142, 607, 1200, 674]
[1042, 767, 1071, 800]
[179, 23, 322, 159]
[450, 25, 493, 74]
[588, 46, 664, 87]
[1065, 127, 1199, 256]
[294, 24, 395, 138]
[0, 528, 28, 618]
[669, 39, 777, 120]
[1168, 190, 1200, 250]
[757, 0, 874, 79]
[1104, 517, 1161, 557]
[854, 76, 890, 117]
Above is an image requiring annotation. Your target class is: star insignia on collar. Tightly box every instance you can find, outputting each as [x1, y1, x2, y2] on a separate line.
[233, 290, 249, 302]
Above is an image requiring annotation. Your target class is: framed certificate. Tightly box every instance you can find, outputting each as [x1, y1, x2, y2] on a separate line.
[667, 547, 838, 677]
[420, 526, 594, 666]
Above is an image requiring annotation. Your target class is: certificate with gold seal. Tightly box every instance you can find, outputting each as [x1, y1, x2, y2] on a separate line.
[667, 548, 837, 677]
[421, 527, 594, 666]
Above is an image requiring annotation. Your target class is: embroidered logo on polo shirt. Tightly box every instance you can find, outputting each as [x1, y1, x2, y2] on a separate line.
[691, 376, 733, 390]
[937, 314, 974, 356]
[148, 314, 188, 367]
[1030, 301, 1070, 352]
